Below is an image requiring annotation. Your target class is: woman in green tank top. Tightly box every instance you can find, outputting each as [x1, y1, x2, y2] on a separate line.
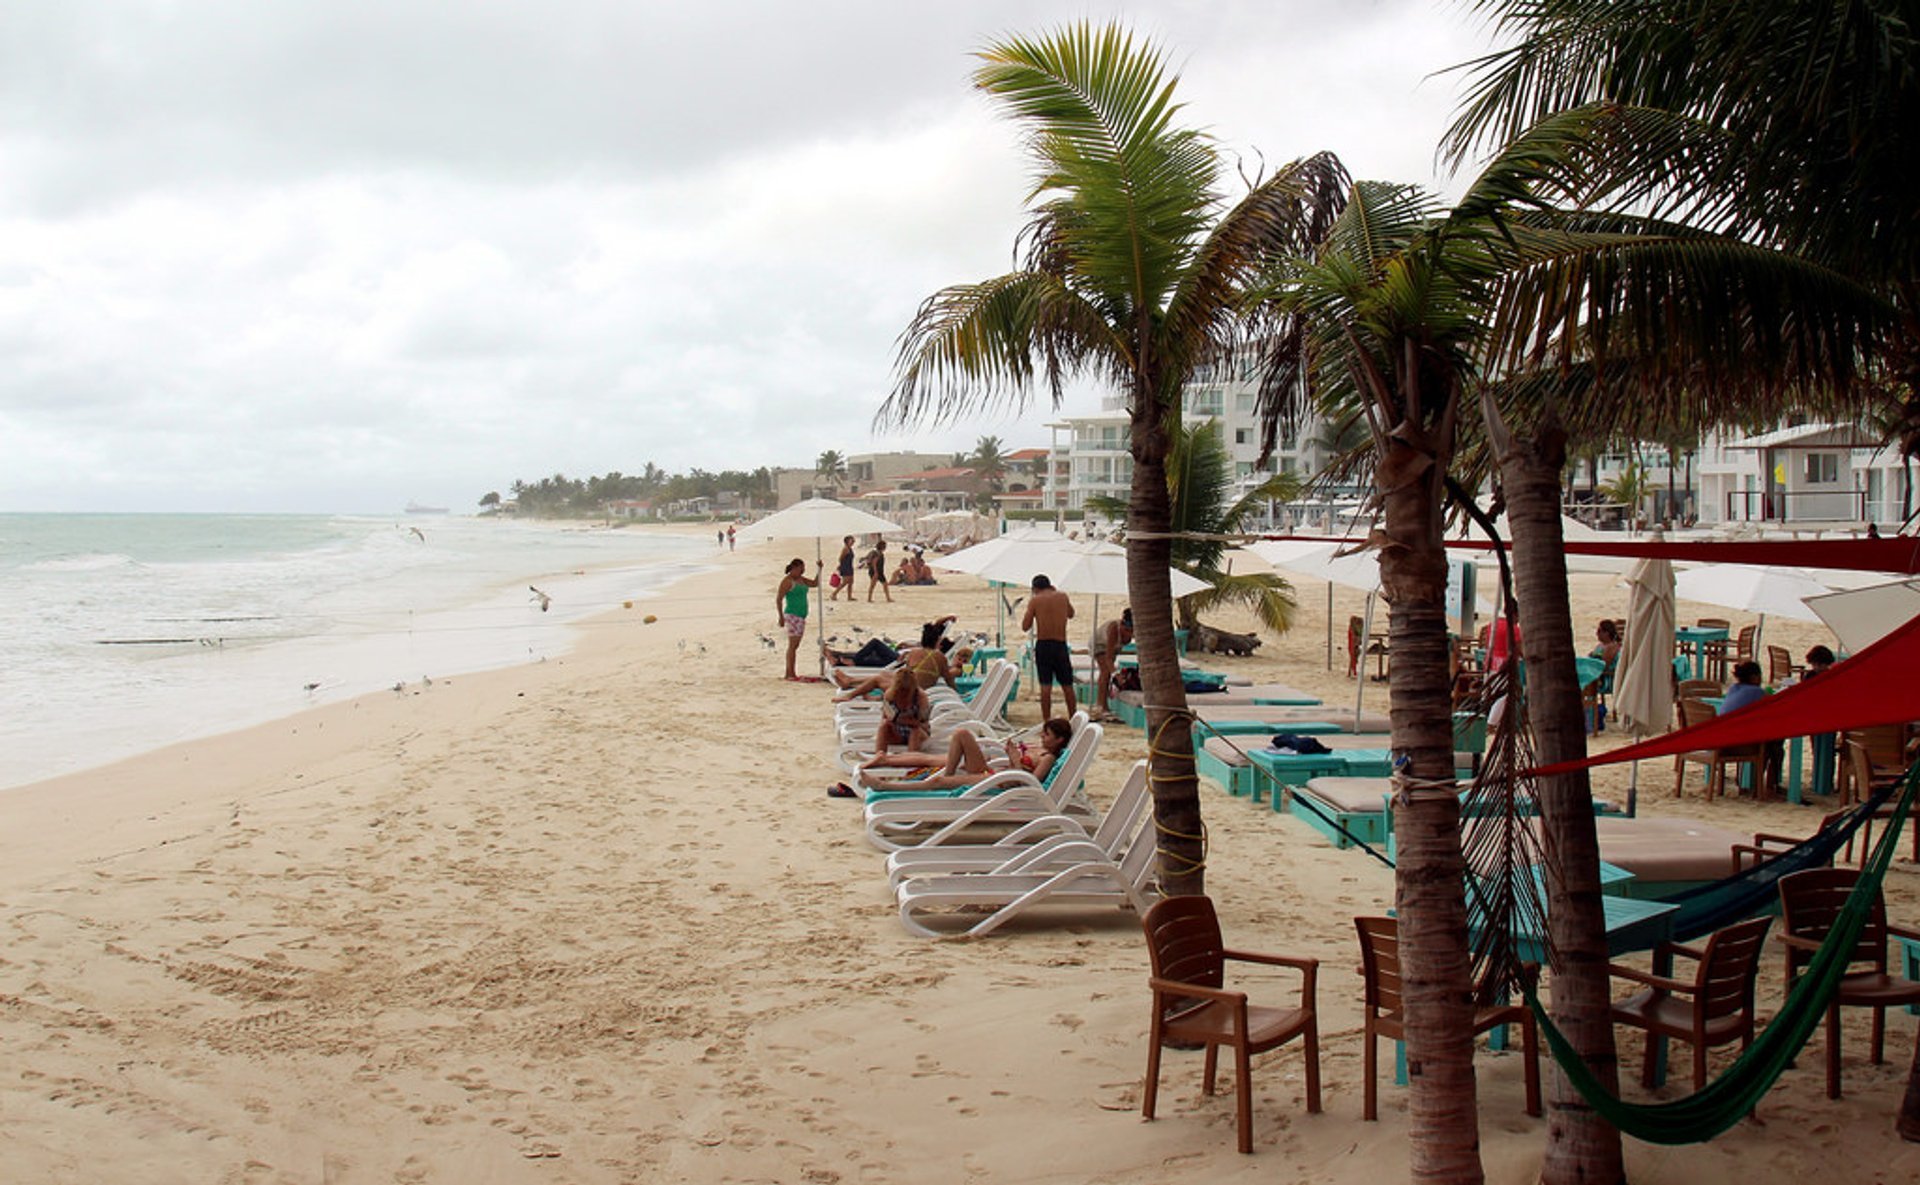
[776, 558, 819, 681]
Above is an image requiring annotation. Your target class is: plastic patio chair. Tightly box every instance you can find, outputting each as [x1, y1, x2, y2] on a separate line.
[1777, 867, 1920, 1099]
[1608, 915, 1773, 1090]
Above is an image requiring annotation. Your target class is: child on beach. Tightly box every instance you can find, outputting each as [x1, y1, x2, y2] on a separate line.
[776, 558, 820, 681]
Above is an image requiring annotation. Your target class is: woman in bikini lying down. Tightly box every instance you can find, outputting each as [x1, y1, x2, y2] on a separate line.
[846, 716, 1071, 792]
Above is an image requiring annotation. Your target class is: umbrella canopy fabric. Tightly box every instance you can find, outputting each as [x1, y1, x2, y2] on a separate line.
[1612, 556, 1676, 740]
[929, 526, 1069, 577]
[1248, 538, 1381, 594]
[1672, 564, 1829, 622]
[734, 498, 900, 543]
[1804, 577, 1920, 655]
[1044, 540, 1210, 598]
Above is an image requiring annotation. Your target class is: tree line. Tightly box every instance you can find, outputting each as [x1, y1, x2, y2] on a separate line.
[482, 463, 777, 516]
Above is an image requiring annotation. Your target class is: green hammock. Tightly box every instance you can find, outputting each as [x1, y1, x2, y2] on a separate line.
[1523, 762, 1919, 1144]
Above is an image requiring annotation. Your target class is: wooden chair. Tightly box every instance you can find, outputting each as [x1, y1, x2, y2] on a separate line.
[1777, 867, 1920, 1099]
[1142, 896, 1321, 1153]
[1347, 615, 1389, 681]
[1836, 726, 1907, 806]
[1671, 697, 1761, 800]
[1675, 680, 1721, 727]
[1608, 916, 1772, 1089]
[1696, 617, 1732, 681]
[1765, 644, 1801, 685]
[1733, 624, 1757, 669]
[1835, 741, 1917, 862]
[1354, 916, 1541, 1122]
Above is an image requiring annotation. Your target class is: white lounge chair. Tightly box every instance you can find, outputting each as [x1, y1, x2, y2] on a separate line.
[893, 811, 1159, 938]
[835, 660, 1014, 730]
[884, 760, 1150, 888]
[862, 720, 1103, 852]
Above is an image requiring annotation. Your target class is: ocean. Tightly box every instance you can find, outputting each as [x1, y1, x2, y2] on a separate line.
[0, 514, 713, 790]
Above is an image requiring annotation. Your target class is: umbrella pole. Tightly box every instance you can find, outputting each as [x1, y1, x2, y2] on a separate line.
[1627, 758, 1639, 818]
[1353, 590, 1376, 729]
[1326, 583, 1333, 671]
[816, 536, 827, 679]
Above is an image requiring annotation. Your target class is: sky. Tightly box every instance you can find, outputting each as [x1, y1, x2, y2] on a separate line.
[0, 1, 1498, 514]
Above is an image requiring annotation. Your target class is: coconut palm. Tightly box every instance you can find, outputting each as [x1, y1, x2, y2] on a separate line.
[1087, 418, 1300, 632]
[969, 436, 1010, 490]
[879, 22, 1347, 895]
[814, 450, 847, 497]
[1445, 5, 1920, 1157]
[1250, 102, 1890, 1180]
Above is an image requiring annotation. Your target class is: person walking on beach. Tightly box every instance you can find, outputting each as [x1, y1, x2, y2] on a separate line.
[1022, 574, 1076, 720]
[776, 558, 820, 681]
[726, 524, 736, 552]
[864, 539, 893, 603]
[1092, 607, 1133, 721]
[830, 535, 856, 602]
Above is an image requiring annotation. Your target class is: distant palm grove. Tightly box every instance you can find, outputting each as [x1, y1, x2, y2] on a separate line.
[481, 463, 777, 517]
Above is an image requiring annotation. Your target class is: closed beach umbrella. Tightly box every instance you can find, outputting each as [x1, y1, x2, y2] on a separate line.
[1804, 577, 1920, 655]
[1613, 555, 1676, 815]
[736, 498, 902, 676]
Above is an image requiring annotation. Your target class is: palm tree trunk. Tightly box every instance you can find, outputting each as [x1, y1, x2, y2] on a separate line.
[1129, 401, 1202, 896]
[1493, 408, 1626, 1185]
[1377, 417, 1484, 1185]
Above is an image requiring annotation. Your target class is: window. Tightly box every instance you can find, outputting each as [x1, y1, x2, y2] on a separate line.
[1234, 429, 1249, 445]
[1804, 453, 1840, 484]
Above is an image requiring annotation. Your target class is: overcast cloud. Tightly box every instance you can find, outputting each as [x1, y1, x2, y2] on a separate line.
[0, 1, 1493, 513]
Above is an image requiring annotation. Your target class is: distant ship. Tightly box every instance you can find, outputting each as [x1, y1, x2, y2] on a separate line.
[405, 502, 450, 516]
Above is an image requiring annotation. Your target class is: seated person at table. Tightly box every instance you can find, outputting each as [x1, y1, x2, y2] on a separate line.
[1591, 619, 1621, 672]
[1719, 660, 1784, 797]
[854, 716, 1072, 789]
[1803, 644, 1836, 679]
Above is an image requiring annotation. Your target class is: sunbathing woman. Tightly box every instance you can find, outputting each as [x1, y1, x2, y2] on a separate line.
[855, 717, 1071, 790]
[864, 673, 933, 764]
[831, 618, 960, 698]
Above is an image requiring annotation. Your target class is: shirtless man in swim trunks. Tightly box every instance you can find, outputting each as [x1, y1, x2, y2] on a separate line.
[1021, 574, 1076, 721]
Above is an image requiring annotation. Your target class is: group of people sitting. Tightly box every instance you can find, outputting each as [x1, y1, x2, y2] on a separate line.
[1714, 644, 1837, 797]
[889, 550, 938, 586]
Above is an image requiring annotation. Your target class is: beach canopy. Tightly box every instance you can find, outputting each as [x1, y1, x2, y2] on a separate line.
[1804, 577, 1920, 655]
[1533, 608, 1920, 776]
[931, 526, 1069, 577]
[1672, 564, 1829, 623]
[1029, 540, 1209, 599]
[735, 498, 900, 542]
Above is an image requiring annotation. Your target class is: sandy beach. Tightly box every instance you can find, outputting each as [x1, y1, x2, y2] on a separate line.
[3, 534, 1917, 1184]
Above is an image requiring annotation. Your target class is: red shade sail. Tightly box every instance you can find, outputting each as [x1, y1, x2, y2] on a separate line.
[1532, 611, 1920, 776]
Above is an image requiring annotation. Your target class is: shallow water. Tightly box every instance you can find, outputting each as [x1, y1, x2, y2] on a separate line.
[0, 514, 711, 789]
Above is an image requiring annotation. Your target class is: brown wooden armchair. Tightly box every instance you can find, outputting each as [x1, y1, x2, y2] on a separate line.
[1777, 867, 1920, 1099]
[1765, 644, 1801, 685]
[1836, 726, 1908, 807]
[1671, 697, 1761, 800]
[1696, 617, 1732, 681]
[1608, 915, 1772, 1090]
[1354, 915, 1541, 1122]
[1142, 896, 1321, 1153]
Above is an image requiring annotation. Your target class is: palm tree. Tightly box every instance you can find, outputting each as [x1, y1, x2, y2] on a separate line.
[1088, 419, 1301, 631]
[1599, 460, 1653, 531]
[814, 450, 847, 497]
[1446, 3, 1920, 1156]
[1251, 108, 1890, 1181]
[879, 22, 1346, 895]
[969, 435, 1010, 490]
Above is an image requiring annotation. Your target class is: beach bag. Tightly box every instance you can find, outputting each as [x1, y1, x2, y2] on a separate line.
[828, 572, 843, 588]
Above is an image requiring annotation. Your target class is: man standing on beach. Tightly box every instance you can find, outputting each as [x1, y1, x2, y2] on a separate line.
[1021, 574, 1076, 720]
[777, 558, 820, 681]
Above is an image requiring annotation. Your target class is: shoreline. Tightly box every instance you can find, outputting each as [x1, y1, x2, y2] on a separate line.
[1, 518, 722, 793]
[2, 545, 1915, 1182]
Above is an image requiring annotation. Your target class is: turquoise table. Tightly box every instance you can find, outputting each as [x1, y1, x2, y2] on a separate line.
[1674, 625, 1729, 680]
[1899, 934, 1920, 1017]
[1696, 694, 1807, 805]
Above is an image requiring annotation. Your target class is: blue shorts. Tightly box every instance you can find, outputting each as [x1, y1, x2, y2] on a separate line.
[1033, 639, 1075, 687]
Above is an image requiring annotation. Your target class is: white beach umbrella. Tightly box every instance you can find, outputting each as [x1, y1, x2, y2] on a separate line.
[1804, 577, 1920, 655]
[735, 498, 902, 675]
[1673, 562, 1830, 651]
[1612, 555, 1677, 816]
[930, 526, 1071, 645]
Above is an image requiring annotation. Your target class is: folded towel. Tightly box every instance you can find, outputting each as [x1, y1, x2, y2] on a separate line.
[1269, 733, 1332, 755]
